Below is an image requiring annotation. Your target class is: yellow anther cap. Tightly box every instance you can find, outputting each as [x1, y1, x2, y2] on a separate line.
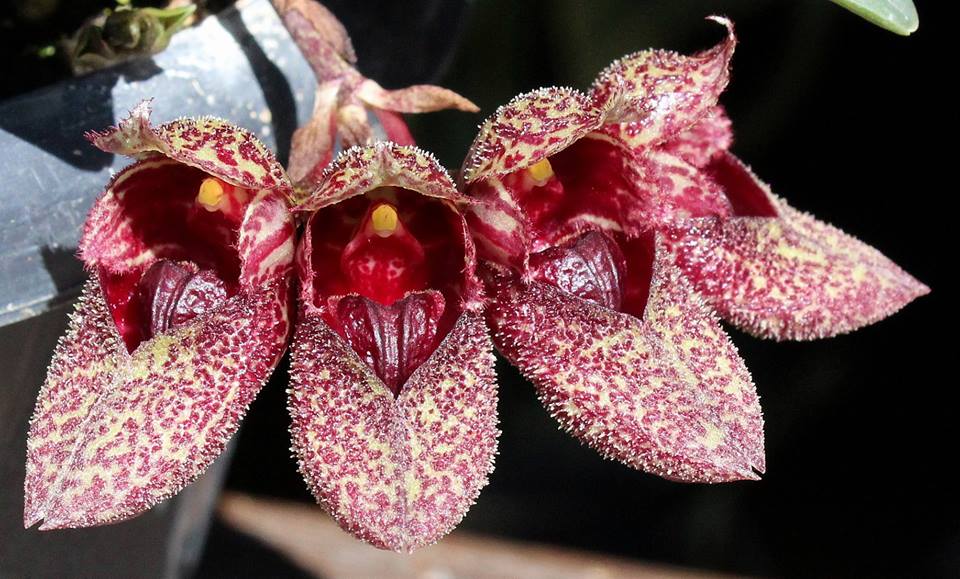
[371, 203, 399, 237]
[527, 158, 554, 183]
[197, 178, 225, 211]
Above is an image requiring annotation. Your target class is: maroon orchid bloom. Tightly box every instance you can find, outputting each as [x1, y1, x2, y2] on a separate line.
[24, 103, 297, 529]
[271, 0, 479, 188]
[287, 142, 498, 552]
[460, 18, 927, 483]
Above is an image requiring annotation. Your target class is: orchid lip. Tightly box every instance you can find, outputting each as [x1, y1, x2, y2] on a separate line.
[89, 161, 253, 352]
[300, 187, 473, 394]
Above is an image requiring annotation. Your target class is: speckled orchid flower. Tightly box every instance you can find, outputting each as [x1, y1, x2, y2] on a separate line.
[24, 102, 297, 529]
[287, 142, 498, 552]
[271, 0, 479, 188]
[460, 18, 927, 483]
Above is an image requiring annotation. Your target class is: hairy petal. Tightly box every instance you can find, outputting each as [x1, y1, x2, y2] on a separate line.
[461, 87, 603, 184]
[488, 234, 764, 482]
[85, 100, 162, 157]
[298, 141, 462, 212]
[80, 159, 184, 272]
[88, 102, 290, 193]
[156, 116, 290, 192]
[641, 149, 733, 224]
[25, 277, 291, 529]
[356, 79, 479, 114]
[591, 16, 735, 150]
[660, 105, 733, 168]
[664, 152, 929, 340]
[288, 311, 498, 552]
[23, 282, 124, 527]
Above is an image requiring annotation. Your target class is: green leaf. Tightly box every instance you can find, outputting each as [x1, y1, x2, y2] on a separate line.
[830, 0, 919, 35]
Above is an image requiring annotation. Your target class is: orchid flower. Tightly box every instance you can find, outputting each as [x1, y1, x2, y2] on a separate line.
[460, 18, 928, 483]
[271, 0, 479, 188]
[287, 142, 498, 552]
[24, 102, 297, 529]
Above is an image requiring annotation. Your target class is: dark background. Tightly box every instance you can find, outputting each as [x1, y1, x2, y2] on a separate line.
[2, 0, 953, 576]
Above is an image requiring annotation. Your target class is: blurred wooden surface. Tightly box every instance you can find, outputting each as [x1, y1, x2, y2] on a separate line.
[218, 493, 725, 579]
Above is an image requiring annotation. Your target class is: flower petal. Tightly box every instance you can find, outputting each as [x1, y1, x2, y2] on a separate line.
[23, 281, 124, 528]
[288, 311, 498, 551]
[461, 87, 603, 184]
[356, 79, 479, 113]
[487, 233, 764, 483]
[591, 17, 735, 150]
[85, 100, 162, 157]
[664, 152, 929, 340]
[24, 276, 292, 529]
[370, 108, 416, 146]
[80, 159, 182, 272]
[297, 141, 462, 212]
[88, 103, 290, 193]
[660, 105, 733, 168]
[641, 149, 733, 224]
[156, 116, 290, 192]
[271, 0, 358, 82]
[460, 177, 529, 274]
[238, 190, 297, 289]
[274, 0, 357, 63]
[287, 81, 340, 188]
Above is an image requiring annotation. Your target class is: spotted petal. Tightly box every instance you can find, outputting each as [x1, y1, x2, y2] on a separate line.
[461, 87, 603, 184]
[271, 0, 357, 82]
[637, 149, 733, 225]
[488, 233, 764, 483]
[660, 105, 733, 168]
[288, 311, 498, 551]
[24, 275, 291, 529]
[664, 152, 929, 340]
[25, 162, 295, 529]
[298, 141, 463, 212]
[87, 101, 291, 193]
[591, 17, 735, 150]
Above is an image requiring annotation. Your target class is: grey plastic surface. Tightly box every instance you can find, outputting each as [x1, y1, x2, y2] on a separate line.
[0, 0, 316, 328]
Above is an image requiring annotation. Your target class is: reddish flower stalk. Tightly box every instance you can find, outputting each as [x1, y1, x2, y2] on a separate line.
[24, 102, 297, 529]
[270, 0, 479, 189]
[460, 18, 927, 482]
[287, 142, 498, 552]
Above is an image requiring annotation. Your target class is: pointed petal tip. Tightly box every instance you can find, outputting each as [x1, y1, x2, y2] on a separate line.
[668, 152, 930, 341]
[23, 511, 42, 530]
[85, 99, 158, 156]
[36, 518, 65, 532]
[705, 14, 734, 32]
